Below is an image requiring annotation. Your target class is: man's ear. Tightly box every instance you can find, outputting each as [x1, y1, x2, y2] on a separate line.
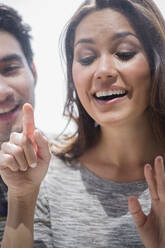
[31, 61, 37, 86]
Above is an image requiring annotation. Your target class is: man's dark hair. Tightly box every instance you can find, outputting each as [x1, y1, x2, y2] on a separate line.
[0, 4, 33, 68]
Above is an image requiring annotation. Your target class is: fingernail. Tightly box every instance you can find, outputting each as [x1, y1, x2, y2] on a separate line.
[145, 164, 152, 170]
[30, 163, 37, 168]
[156, 155, 163, 163]
[21, 167, 28, 171]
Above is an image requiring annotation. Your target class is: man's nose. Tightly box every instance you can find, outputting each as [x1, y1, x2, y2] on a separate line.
[0, 78, 13, 102]
[94, 55, 117, 82]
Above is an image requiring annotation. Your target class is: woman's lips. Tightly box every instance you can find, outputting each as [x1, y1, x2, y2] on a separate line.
[93, 90, 128, 104]
[93, 93, 128, 106]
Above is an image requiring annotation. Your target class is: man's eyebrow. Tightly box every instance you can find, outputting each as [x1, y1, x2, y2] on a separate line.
[74, 32, 138, 47]
[0, 54, 23, 63]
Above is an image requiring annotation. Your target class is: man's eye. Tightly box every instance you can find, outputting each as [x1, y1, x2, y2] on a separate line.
[116, 51, 136, 61]
[78, 56, 96, 65]
[3, 66, 20, 74]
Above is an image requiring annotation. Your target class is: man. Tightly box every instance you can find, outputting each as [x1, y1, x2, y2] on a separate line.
[0, 4, 37, 240]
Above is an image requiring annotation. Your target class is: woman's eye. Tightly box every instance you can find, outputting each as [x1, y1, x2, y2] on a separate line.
[116, 51, 136, 61]
[78, 56, 96, 65]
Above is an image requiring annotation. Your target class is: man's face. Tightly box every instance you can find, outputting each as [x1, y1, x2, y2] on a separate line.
[0, 31, 36, 144]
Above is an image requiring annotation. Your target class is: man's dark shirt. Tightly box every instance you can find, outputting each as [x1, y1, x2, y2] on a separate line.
[0, 176, 7, 241]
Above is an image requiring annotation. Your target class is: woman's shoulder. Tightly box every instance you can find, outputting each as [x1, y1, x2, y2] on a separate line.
[45, 152, 81, 182]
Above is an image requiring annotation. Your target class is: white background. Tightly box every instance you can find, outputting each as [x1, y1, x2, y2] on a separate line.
[0, 0, 165, 134]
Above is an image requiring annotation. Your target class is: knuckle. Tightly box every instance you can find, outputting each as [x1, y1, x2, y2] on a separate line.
[10, 165, 19, 172]
[7, 154, 15, 165]
[1, 142, 8, 151]
[10, 132, 23, 145]
[0, 154, 18, 171]
[15, 146, 23, 157]
[10, 132, 17, 141]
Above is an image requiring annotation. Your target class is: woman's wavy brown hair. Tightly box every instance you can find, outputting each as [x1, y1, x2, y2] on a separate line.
[54, 0, 165, 162]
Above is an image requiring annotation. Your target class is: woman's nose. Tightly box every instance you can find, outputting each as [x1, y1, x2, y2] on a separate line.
[94, 55, 117, 81]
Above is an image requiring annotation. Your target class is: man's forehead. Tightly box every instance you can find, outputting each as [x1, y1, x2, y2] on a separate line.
[0, 30, 25, 57]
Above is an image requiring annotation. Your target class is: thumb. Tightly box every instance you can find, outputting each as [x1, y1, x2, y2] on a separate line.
[34, 130, 51, 162]
[128, 196, 146, 228]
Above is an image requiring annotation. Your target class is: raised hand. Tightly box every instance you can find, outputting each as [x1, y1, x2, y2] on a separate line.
[0, 103, 51, 197]
[128, 156, 165, 248]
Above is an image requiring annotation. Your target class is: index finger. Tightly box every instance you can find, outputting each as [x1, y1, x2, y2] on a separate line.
[23, 103, 37, 152]
[23, 103, 35, 138]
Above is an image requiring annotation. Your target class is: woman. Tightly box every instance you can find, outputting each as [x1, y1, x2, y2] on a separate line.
[1, 0, 165, 247]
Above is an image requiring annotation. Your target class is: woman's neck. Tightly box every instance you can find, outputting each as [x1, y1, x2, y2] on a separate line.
[80, 115, 163, 182]
[100, 123, 158, 167]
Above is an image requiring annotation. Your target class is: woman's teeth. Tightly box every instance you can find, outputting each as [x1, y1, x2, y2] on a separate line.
[95, 89, 127, 101]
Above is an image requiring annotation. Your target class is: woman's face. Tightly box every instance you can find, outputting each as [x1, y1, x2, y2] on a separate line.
[72, 8, 151, 127]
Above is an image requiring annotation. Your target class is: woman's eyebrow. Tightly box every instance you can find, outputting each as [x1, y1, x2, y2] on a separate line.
[74, 32, 138, 47]
[111, 31, 138, 41]
[74, 38, 95, 47]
